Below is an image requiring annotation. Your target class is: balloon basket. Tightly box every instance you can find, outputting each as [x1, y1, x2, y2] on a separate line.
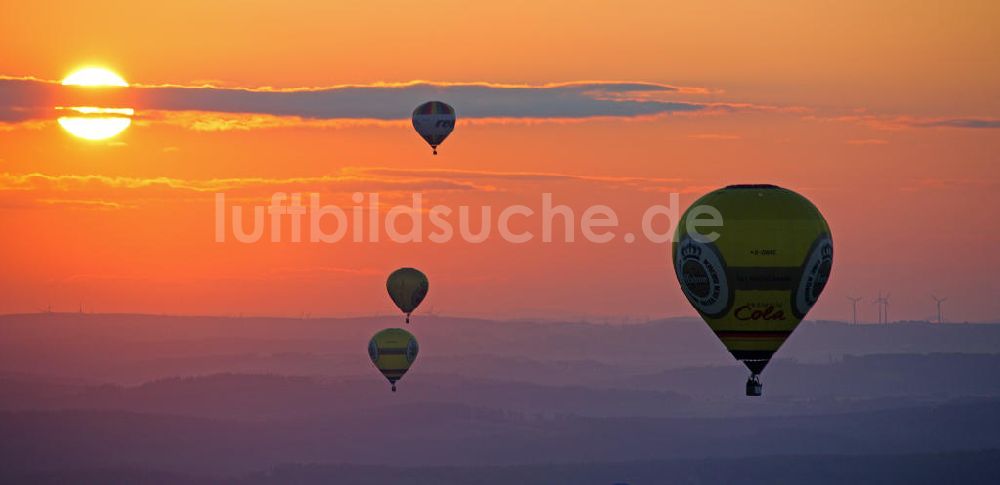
[746, 375, 763, 397]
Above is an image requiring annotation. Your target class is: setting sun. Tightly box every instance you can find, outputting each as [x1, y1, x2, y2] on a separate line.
[61, 67, 128, 87]
[57, 67, 133, 140]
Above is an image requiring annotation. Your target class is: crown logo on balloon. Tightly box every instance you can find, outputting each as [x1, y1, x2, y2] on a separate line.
[681, 243, 702, 259]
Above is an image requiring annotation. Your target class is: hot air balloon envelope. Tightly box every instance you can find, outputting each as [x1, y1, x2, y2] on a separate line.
[369, 328, 419, 392]
[412, 101, 455, 154]
[673, 184, 833, 395]
[387, 267, 429, 323]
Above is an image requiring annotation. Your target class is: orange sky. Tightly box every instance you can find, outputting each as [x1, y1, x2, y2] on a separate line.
[0, 1, 998, 322]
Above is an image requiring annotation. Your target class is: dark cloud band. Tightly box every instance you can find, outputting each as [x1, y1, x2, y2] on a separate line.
[0, 78, 701, 123]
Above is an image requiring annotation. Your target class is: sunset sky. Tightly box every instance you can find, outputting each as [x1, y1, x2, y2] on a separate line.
[1, 0, 997, 322]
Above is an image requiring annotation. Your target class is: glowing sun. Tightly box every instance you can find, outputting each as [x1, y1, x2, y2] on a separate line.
[58, 67, 134, 140]
[62, 67, 129, 87]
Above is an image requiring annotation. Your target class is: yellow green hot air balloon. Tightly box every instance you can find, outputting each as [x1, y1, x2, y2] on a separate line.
[368, 328, 419, 392]
[386, 267, 429, 324]
[673, 184, 833, 396]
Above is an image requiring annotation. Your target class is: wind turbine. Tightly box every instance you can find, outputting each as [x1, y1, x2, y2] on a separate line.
[847, 296, 862, 324]
[873, 291, 890, 324]
[931, 295, 947, 324]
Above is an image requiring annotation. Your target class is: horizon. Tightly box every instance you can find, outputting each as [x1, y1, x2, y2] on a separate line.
[3, 309, 995, 325]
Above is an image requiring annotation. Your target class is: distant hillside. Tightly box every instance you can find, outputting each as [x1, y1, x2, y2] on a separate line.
[3, 313, 999, 384]
[233, 450, 1000, 485]
[4, 353, 1000, 420]
[8, 450, 1000, 485]
[1, 400, 998, 475]
[4, 313, 1000, 481]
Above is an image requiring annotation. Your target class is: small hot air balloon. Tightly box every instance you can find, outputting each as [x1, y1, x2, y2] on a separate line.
[412, 101, 455, 155]
[673, 184, 833, 396]
[387, 267, 429, 324]
[368, 328, 419, 392]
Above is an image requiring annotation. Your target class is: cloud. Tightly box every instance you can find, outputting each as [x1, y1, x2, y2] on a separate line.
[0, 172, 488, 193]
[36, 198, 130, 210]
[845, 138, 889, 145]
[136, 80, 702, 119]
[350, 167, 698, 193]
[909, 118, 1000, 129]
[0, 171, 494, 209]
[354, 166, 682, 185]
[807, 113, 1000, 131]
[0, 167, 700, 210]
[0, 78, 705, 125]
[4, 76, 993, 133]
[55, 264, 386, 285]
[897, 177, 1000, 192]
[147, 110, 408, 131]
[0, 77, 57, 122]
[687, 133, 742, 140]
